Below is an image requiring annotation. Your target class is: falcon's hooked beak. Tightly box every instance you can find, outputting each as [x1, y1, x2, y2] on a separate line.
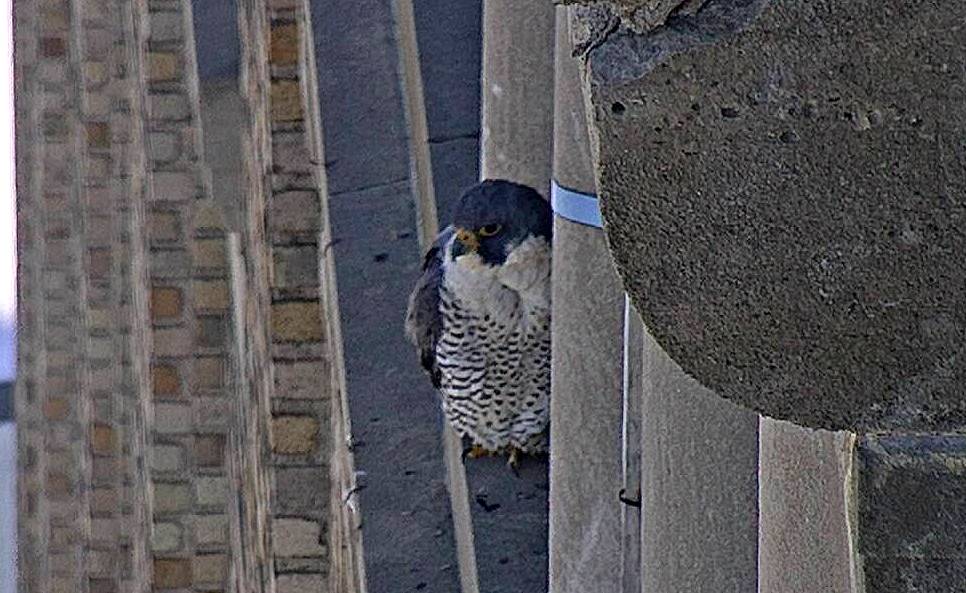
[452, 227, 479, 259]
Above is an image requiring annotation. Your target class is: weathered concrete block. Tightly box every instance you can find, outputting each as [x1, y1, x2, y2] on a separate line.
[150, 171, 197, 202]
[149, 92, 191, 121]
[194, 515, 228, 548]
[152, 363, 183, 399]
[150, 287, 183, 321]
[193, 434, 226, 467]
[271, 80, 303, 122]
[195, 476, 228, 508]
[273, 246, 320, 289]
[271, 23, 300, 67]
[148, 131, 181, 163]
[269, 191, 321, 233]
[577, 0, 966, 432]
[153, 403, 193, 435]
[274, 361, 328, 400]
[193, 279, 230, 311]
[275, 574, 326, 593]
[271, 302, 323, 342]
[150, 445, 185, 473]
[274, 467, 326, 516]
[147, 51, 180, 82]
[149, 10, 183, 43]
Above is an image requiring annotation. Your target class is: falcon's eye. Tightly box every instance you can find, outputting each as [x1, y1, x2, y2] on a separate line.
[478, 224, 502, 237]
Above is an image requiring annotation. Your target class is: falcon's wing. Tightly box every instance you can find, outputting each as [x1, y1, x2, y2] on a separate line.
[405, 226, 454, 388]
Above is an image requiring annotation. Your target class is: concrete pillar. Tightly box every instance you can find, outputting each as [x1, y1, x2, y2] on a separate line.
[14, 0, 156, 590]
[638, 330, 760, 592]
[480, 0, 555, 197]
[759, 419, 855, 593]
[548, 7, 625, 593]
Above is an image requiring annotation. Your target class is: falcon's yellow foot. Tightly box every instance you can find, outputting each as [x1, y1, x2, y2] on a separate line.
[462, 443, 496, 463]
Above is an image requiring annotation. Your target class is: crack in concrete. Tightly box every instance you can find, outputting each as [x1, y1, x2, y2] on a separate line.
[577, 0, 772, 87]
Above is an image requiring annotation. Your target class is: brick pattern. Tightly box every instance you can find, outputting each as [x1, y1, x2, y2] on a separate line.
[14, 0, 51, 589]
[265, 2, 335, 590]
[227, 1, 278, 591]
[18, 0, 356, 590]
[142, 0, 233, 591]
[17, 0, 157, 591]
[78, 2, 142, 591]
[236, 0, 343, 589]
[116, 1, 156, 590]
[33, 1, 95, 592]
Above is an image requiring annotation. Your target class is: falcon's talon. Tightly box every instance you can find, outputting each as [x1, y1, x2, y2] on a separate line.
[507, 447, 522, 477]
[463, 444, 493, 462]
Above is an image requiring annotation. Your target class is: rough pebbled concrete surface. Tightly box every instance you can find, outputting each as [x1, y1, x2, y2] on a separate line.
[858, 434, 966, 592]
[578, 0, 966, 432]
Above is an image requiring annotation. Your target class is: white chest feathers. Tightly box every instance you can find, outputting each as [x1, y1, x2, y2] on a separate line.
[441, 235, 551, 317]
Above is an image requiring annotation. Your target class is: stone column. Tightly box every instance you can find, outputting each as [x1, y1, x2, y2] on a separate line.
[548, 8, 625, 593]
[572, 1, 966, 590]
[480, 0, 555, 196]
[143, 0, 236, 589]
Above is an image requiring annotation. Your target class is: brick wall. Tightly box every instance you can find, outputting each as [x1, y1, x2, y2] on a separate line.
[17, 0, 355, 590]
[14, 0, 52, 588]
[238, 0, 346, 589]
[142, 0, 234, 591]
[16, 0, 157, 591]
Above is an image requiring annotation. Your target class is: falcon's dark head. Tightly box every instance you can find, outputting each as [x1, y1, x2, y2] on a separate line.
[449, 179, 552, 266]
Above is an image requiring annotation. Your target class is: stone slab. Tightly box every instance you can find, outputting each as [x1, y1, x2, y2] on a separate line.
[311, 0, 410, 195]
[759, 419, 854, 593]
[579, 0, 966, 431]
[413, 0, 482, 142]
[640, 328, 758, 592]
[463, 456, 549, 593]
[549, 217, 624, 593]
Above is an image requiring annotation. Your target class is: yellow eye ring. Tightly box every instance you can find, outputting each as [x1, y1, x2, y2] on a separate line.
[478, 224, 502, 237]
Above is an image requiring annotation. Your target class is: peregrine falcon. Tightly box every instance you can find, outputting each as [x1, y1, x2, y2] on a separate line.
[405, 180, 552, 466]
